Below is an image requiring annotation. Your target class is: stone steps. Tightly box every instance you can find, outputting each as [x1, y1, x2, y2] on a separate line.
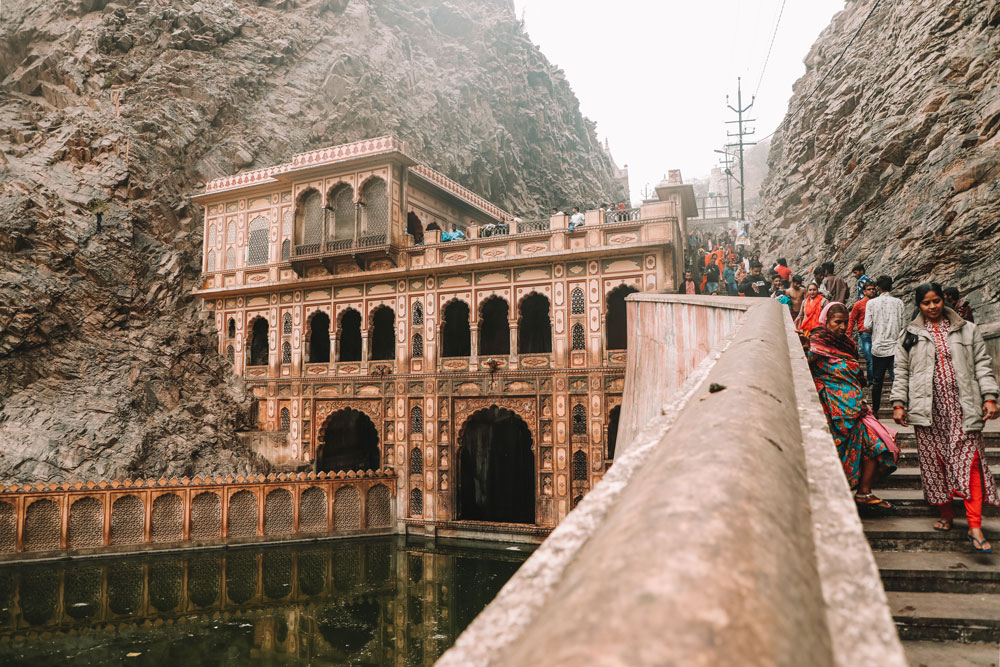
[903, 640, 1000, 667]
[876, 552, 1000, 594]
[882, 468, 1000, 490]
[879, 489, 1000, 518]
[863, 517, 1000, 552]
[896, 448, 1000, 467]
[886, 591, 1000, 643]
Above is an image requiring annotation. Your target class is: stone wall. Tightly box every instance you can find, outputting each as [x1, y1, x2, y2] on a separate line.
[438, 296, 905, 666]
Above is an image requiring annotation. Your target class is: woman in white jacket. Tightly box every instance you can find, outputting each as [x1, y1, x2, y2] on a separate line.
[892, 283, 999, 552]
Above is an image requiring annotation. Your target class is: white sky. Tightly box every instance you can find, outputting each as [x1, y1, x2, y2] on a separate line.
[512, 0, 845, 203]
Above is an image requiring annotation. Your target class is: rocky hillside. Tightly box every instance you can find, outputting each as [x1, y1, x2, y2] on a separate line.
[757, 0, 1000, 321]
[0, 0, 624, 483]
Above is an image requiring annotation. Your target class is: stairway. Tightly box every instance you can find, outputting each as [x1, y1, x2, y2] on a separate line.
[858, 380, 1000, 666]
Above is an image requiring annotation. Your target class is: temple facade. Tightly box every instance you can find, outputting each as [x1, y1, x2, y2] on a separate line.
[191, 136, 696, 538]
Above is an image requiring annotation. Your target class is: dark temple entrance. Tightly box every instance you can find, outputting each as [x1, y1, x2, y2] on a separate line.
[317, 409, 380, 473]
[458, 406, 534, 524]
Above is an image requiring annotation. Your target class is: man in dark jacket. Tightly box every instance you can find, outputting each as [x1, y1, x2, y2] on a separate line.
[678, 270, 700, 295]
[738, 262, 771, 297]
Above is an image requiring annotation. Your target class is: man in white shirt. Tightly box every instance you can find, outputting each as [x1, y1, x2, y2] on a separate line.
[864, 274, 908, 414]
[569, 207, 585, 231]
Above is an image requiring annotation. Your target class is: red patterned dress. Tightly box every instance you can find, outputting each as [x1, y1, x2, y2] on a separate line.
[914, 320, 1000, 506]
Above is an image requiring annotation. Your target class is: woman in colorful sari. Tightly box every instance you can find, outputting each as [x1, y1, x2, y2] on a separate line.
[806, 302, 897, 510]
[795, 282, 826, 334]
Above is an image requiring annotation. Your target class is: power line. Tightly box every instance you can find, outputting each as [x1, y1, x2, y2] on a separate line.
[753, 0, 884, 144]
[753, 0, 788, 99]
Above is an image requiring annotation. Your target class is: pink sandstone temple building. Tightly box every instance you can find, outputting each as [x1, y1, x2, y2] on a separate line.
[191, 136, 696, 539]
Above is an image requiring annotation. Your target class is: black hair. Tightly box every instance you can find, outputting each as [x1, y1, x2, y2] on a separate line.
[852, 263, 865, 273]
[943, 286, 960, 300]
[822, 261, 835, 274]
[777, 257, 787, 266]
[750, 260, 763, 269]
[782, 280, 791, 288]
[876, 275, 893, 292]
[914, 282, 944, 306]
[792, 274, 803, 284]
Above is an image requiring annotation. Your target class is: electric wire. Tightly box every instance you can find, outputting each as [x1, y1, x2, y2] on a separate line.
[752, 0, 788, 99]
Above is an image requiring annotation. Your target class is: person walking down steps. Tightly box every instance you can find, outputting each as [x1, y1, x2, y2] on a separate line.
[892, 283, 1000, 553]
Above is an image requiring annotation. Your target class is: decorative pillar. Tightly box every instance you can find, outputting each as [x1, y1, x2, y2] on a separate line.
[470, 325, 479, 366]
[329, 333, 337, 368]
[361, 332, 369, 372]
[509, 321, 519, 369]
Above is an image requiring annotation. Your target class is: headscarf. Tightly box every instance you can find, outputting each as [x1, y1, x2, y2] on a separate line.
[818, 301, 844, 325]
[810, 303, 858, 359]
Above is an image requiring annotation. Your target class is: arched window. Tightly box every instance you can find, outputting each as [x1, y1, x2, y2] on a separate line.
[360, 178, 388, 240]
[226, 346, 234, 364]
[479, 297, 510, 356]
[442, 301, 471, 358]
[206, 250, 215, 272]
[246, 216, 269, 266]
[571, 287, 585, 314]
[369, 306, 395, 361]
[281, 341, 291, 364]
[409, 448, 423, 475]
[607, 285, 640, 351]
[282, 210, 292, 236]
[225, 248, 235, 269]
[207, 224, 216, 248]
[249, 318, 269, 366]
[227, 318, 236, 339]
[294, 189, 323, 249]
[573, 450, 588, 481]
[282, 313, 292, 335]
[309, 312, 331, 363]
[328, 183, 355, 241]
[410, 406, 423, 434]
[226, 220, 236, 245]
[281, 239, 290, 261]
[572, 404, 587, 435]
[571, 323, 586, 351]
[411, 333, 423, 358]
[338, 309, 362, 362]
[410, 488, 423, 517]
[280, 408, 290, 431]
[518, 293, 552, 354]
[412, 302, 423, 326]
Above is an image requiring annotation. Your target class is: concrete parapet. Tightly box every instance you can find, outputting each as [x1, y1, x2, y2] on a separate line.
[438, 296, 905, 667]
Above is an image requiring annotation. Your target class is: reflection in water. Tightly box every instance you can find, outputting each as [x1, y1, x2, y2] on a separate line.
[0, 537, 530, 666]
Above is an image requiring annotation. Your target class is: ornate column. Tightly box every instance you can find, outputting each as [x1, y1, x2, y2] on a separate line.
[509, 321, 519, 369]
[361, 332, 369, 373]
[470, 324, 479, 366]
[329, 332, 337, 368]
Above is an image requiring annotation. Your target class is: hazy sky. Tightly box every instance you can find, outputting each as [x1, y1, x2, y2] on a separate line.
[512, 0, 845, 203]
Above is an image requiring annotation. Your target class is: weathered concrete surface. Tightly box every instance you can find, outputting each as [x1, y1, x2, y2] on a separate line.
[981, 322, 1000, 382]
[438, 297, 905, 666]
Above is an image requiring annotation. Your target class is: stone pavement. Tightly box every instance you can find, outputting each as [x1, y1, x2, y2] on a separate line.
[862, 382, 1000, 666]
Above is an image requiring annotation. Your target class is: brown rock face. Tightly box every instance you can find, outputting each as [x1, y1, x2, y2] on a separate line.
[0, 0, 624, 484]
[756, 0, 1000, 319]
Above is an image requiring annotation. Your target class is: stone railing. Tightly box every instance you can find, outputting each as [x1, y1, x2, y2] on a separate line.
[439, 295, 906, 667]
[0, 470, 396, 561]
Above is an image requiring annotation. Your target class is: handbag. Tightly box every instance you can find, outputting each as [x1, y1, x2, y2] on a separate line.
[860, 403, 899, 464]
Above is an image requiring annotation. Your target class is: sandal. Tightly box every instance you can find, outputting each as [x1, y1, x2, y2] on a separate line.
[933, 519, 953, 532]
[968, 534, 993, 554]
[855, 492, 894, 511]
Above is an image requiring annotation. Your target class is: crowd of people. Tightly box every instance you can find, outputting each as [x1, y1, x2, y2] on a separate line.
[682, 236, 998, 553]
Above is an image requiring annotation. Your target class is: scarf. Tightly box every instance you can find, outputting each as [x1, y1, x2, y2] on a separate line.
[810, 325, 858, 360]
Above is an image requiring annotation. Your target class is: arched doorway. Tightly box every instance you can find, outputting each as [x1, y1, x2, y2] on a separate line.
[317, 409, 380, 473]
[459, 406, 534, 524]
[607, 405, 621, 460]
[479, 297, 510, 356]
[338, 309, 362, 362]
[249, 318, 269, 366]
[369, 306, 395, 361]
[518, 293, 552, 354]
[606, 285, 639, 351]
[442, 301, 471, 357]
[310, 312, 331, 363]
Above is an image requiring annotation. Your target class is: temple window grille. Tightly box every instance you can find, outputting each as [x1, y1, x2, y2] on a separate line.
[225, 248, 235, 270]
[573, 450, 588, 481]
[410, 447, 423, 475]
[329, 184, 355, 241]
[226, 345, 234, 364]
[206, 250, 215, 272]
[227, 318, 236, 339]
[360, 178, 388, 240]
[412, 302, 423, 326]
[226, 221, 235, 245]
[571, 287, 585, 314]
[410, 406, 423, 434]
[246, 216, 269, 266]
[572, 403, 587, 435]
[411, 333, 423, 358]
[571, 323, 586, 351]
[283, 313, 292, 335]
[207, 224, 216, 248]
[281, 341, 291, 364]
[280, 408, 290, 431]
[295, 189, 323, 249]
[282, 211, 292, 235]
[410, 488, 423, 517]
[281, 239, 290, 261]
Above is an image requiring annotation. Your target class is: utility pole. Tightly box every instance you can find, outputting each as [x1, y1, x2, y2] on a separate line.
[713, 146, 735, 220]
[725, 77, 756, 221]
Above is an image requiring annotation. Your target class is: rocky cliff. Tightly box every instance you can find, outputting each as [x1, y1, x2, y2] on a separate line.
[757, 0, 1000, 320]
[0, 0, 624, 483]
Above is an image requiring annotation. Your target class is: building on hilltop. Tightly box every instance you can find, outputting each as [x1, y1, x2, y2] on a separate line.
[603, 138, 630, 204]
[191, 136, 697, 538]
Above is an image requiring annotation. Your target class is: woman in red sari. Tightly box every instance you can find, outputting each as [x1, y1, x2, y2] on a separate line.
[796, 282, 826, 334]
[806, 303, 897, 510]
